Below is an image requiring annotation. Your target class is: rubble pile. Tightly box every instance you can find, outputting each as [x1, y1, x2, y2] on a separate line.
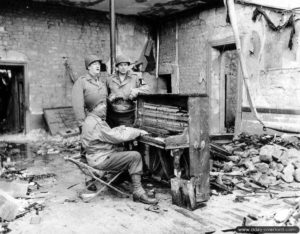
[211, 133, 300, 192]
[211, 133, 300, 226]
[34, 135, 81, 156]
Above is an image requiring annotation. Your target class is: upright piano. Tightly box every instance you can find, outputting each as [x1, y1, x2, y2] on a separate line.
[134, 94, 210, 209]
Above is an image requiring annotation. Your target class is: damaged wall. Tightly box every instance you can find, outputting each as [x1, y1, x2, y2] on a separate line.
[0, 3, 150, 131]
[159, 4, 300, 134]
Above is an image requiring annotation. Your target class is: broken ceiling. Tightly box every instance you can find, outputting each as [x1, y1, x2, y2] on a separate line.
[31, 0, 221, 17]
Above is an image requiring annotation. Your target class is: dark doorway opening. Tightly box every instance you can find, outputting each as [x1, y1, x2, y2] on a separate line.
[157, 74, 172, 93]
[0, 65, 25, 133]
[222, 50, 239, 133]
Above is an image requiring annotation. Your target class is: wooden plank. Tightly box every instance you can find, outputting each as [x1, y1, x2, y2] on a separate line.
[43, 107, 79, 136]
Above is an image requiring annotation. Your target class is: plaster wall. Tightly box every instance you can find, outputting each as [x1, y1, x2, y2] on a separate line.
[159, 4, 300, 134]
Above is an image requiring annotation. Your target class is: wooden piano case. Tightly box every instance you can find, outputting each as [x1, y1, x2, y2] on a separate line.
[135, 94, 210, 210]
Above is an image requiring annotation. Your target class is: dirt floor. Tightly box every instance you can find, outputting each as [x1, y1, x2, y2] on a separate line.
[1, 132, 300, 234]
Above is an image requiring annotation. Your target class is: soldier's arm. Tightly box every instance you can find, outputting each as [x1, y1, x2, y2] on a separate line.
[129, 74, 150, 99]
[100, 125, 146, 144]
[72, 78, 85, 126]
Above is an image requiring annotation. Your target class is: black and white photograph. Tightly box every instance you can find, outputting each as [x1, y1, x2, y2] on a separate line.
[0, 0, 300, 233]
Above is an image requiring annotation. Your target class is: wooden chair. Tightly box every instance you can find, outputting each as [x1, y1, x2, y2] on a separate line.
[65, 154, 130, 202]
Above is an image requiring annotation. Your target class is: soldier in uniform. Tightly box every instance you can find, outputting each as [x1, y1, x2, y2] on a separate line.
[72, 55, 108, 129]
[106, 55, 150, 127]
[81, 112, 158, 205]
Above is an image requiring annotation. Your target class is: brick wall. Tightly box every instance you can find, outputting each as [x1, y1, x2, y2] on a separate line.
[0, 3, 150, 130]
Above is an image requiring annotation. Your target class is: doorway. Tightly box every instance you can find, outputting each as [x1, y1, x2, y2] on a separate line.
[222, 50, 239, 133]
[208, 37, 242, 134]
[0, 65, 25, 133]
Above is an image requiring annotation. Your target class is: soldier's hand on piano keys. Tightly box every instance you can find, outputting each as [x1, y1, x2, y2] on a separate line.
[138, 129, 148, 136]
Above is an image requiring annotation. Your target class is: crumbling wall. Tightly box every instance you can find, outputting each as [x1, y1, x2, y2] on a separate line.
[0, 3, 150, 130]
[159, 4, 300, 134]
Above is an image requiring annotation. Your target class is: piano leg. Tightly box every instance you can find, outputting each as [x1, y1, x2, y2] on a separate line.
[171, 149, 184, 178]
[157, 149, 172, 180]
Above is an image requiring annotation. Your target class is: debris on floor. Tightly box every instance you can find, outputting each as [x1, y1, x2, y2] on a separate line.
[0, 138, 59, 233]
[210, 132, 300, 227]
[1, 130, 300, 233]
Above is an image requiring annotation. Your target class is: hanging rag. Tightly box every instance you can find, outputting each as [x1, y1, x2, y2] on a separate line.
[252, 8, 295, 49]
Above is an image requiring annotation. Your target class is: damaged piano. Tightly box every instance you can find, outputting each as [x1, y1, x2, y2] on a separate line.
[134, 93, 210, 210]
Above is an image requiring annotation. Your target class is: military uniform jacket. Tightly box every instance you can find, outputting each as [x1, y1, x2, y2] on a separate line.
[72, 73, 108, 125]
[81, 113, 143, 167]
[106, 71, 150, 113]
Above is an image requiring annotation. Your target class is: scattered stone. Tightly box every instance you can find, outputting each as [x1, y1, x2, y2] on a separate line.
[269, 161, 277, 170]
[222, 145, 234, 154]
[276, 163, 284, 172]
[274, 209, 291, 223]
[259, 154, 272, 163]
[294, 168, 300, 182]
[248, 148, 259, 155]
[228, 156, 240, 162]
[223, 161, 234, 172]
[255, 163, 269, 174]
[251, 156, 260, 164]
[211, 190, 218, 196]
[243, 159, 256, 171]
[47, 148, 60, 154]
[288, 217, 297, 226]
[231, 166, 242, 172]
[278, 151, 289, 166]
[259, 145, 274, 158]
[258, 174, 276, 187]
[241, 150, 250, 158]
[281, 134, 299, 144]
[268, 170, 279, 178]
[292, 161, 300, 169]
[234, 151, 245, 157]
[281, 164, 295, 183]
[287, 148, 300, 161]
[273, 145, 286, 161]
[294, 211, 300, 221]
[251, 172, 262, 181]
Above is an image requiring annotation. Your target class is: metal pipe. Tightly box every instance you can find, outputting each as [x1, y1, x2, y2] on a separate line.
[175, 19, 180, 93]
[110, 0, 116, 74]
[155, 24, 160, 78]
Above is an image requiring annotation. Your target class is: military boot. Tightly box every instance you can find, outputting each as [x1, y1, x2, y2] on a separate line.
[131, 174, 158, 205]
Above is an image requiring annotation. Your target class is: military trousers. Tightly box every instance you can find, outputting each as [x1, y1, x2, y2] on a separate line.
[95, 151, 143, 175]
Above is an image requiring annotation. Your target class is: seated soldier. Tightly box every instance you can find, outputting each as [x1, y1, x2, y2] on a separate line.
[81, 107, 158, 205]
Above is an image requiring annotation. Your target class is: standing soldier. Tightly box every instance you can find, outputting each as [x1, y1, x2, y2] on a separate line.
[106, 55, 150, 127]
[72, 55, 108, 130]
